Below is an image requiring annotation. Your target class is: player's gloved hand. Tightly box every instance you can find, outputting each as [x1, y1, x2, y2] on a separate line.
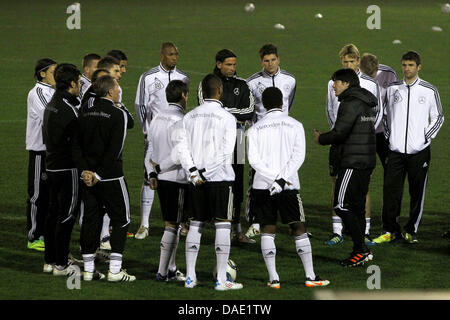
[189, 167, 205, 186]
[269, 178, 286, 196]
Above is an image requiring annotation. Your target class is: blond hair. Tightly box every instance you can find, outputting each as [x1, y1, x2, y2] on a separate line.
[339, 44, 360, 59]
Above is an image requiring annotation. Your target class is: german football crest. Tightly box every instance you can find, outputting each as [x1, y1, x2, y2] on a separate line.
[393, 89, 402, 104]
[283, 84, 291, 93]
[257, 82, 266, 94]
[418, 96, 426, 104]
[153, 77, 164, 91]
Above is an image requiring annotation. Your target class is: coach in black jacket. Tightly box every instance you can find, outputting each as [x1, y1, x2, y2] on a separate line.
[74, 75, 135, 281]
[42, 63, 81, 275]
[198, 49, 255, 243]
[314, 68, 377, 267]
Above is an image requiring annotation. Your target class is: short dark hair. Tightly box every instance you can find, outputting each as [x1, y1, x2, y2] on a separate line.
[34, 58, 57, 81]
[215, 49, 237, 63]
[166, 80, 188, 103]
[201, 73, 223, 99]
[91, 68, 109, 83]
[262, 87, 283, 110]
[360, 53, 379, 77]
[92, 75, 116, 98]
[106, 50, 127, 61]
[259, 44, 278, 59]
[401, 50, 421, 65]
[54, 63, 81, 91]
[82, 53, 101, 68]
[161, 42, 176, 53]
[97, 56, 120, 70]
[331, 68, 360, 88]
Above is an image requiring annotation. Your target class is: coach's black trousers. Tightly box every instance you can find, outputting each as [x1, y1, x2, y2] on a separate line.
[381, 147, 430, 235]
[80, 177, 130, 255]
[44, 169, 79, 266]
[333, 167, 373, 253]
[376, 133, 389, 170]
[27, 151, 49, 242]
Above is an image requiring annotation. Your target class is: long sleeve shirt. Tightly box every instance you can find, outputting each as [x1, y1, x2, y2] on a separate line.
[247, 109, 305, 190]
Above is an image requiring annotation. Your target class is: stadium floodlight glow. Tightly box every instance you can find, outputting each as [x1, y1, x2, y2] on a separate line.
[245, 3, 255, 12]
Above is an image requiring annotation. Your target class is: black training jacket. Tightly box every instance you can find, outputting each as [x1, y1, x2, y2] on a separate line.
[43, 90, 80, 170]
[319, 86, 377, 170]
[73, 97, 132, 180]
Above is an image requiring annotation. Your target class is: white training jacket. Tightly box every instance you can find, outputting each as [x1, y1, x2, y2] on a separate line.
[383, 77, 444, 154]
[78, 74, 91, 102]
[326, 69, 382, 130]
[26, 82, 55, 151]
[146, 103, 187, 184]
[247, 67, 296, 121]
[178, 99, 236, 182]
[135, 63, 189, 135]
[247, 109, 305, 191]
[375, 64, 398, 133]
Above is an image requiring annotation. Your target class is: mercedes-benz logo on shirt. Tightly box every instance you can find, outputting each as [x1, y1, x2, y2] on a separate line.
[418, 96, 426, 104]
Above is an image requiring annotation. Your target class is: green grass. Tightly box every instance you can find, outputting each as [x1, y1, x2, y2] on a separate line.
[0, 0, 448, 300]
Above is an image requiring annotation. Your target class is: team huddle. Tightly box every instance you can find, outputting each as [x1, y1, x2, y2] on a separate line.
[25, 42, 443, 290]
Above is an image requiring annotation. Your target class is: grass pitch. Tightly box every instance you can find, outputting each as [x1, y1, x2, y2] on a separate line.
[0, 0, 448, 301]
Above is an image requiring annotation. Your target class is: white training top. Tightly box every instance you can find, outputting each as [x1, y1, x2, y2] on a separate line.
[135, 63, 189, 135]
[375, 64, 398, 133]
[26, 82, 55, 151]
[146, 103, 187, 184]
[178, 99, 236, 182]
[383, 77, 444, 154]
[247, 67, 296, 121]
[247, 109, 305, 190]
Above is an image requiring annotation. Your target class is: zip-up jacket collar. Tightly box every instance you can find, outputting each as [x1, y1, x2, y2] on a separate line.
[168, 102, 185, 113]
[159, 63, 176, 74]
[37, 81, 53, 89]
[203, 99, 223, 108]
[262, 67, 280, 78]
[403, 77, 420, 87]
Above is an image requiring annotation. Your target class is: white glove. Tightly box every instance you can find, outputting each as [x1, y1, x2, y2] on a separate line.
[269, 181, 283, 196]
[189, 170, 205, 186]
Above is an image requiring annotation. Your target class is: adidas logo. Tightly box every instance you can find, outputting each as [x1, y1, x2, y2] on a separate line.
[189, 245, 197, 249]
[297, 248, 304, 253]
[265, 251, 275, 257]
[423, 162, 428, 168]
[160, 243, 164, 248]
[216, 247, 222, 252]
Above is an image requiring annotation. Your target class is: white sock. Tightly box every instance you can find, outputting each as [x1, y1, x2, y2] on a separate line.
[157, 227, 178, 276]
[215, 222, 231, 284]
[185, 221, 203, 282]
[295, 233, 316, 280]
[261, 233, 279, 282]
[140, 184, 154, 228]
[365, 218, 371, 235]
[82, 254, 95, 273]
[100, 213, 110, 240]
[332, 216, 343, 236]
[109, 253, 122, 274]
[168, 226, 181, 272]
